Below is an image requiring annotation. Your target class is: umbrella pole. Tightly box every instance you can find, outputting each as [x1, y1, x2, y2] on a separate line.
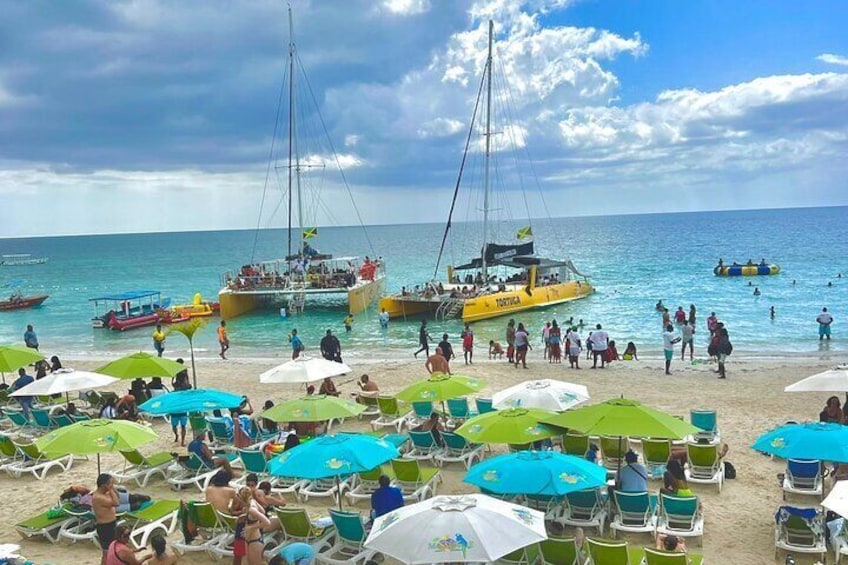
[336, 475, 343, 511]
[97, 453, 101, 475]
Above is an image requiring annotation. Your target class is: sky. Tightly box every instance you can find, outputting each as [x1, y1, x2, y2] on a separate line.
[1, 0, 847, 237]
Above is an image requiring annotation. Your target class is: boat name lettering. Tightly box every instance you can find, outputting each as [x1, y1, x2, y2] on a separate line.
[496, 296, 521, 307]
[493, 249, 518, 260]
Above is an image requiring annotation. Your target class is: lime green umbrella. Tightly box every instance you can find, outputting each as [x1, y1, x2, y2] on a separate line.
[0, 345, 44, 384]
[456, 408, 560, 444]
[396, 373, 485, 403]
[35, 418, 159, 473]
[96, 351, 185, 380]
[541, 397, 700, 439]
[262, 395, 366, 422]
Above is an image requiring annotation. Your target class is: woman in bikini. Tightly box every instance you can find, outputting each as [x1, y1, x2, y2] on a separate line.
[236, 486, 271, 565]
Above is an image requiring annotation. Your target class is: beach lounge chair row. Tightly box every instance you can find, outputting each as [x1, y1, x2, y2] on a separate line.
[366, 396, 494, 432]
[0, 434, 74, 480]
[405, 429, 485, 468]
[16, 498, 180, 550]
[518, 537, 706, 565]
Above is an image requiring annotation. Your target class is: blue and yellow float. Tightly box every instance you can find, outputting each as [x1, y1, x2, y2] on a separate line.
[714, 263, 780, 276]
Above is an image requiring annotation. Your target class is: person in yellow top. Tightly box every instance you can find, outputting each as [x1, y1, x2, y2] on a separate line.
[217, 320, 229, 360]
[152, 324, 166, 358]
[343, 313, 354, 333]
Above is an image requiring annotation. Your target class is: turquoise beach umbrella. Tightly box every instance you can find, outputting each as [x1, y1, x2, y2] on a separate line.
[138, 388, 243, 415]
[269, 433, 399, 480]
[751, 422, 848, 462]
[464, 450, 608, 496]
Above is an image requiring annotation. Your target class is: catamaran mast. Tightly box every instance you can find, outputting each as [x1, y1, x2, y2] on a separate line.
[481, 20, 494, 283]
[286, 5, 295, 262]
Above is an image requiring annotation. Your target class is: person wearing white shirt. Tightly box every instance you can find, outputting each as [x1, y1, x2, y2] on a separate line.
[817, 307, 833, 341]
[590, 324, 609, 369]
[663, 324, 681, 375]
[680, 321, 695, 361]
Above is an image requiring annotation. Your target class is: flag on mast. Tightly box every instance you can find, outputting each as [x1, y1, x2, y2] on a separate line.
[516, 226, 533, 240]
[302, 227, 318, 239]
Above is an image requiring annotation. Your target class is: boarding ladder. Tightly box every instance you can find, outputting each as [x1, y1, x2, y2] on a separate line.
[436, 297, 464, 321]
[289, 291, 306, 315]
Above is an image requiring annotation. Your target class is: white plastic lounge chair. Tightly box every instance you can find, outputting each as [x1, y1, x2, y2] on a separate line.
[166, 453, 223, 492]
[782, 459, 823, 500]
[171, 501, 226, 555]
[688, 409, 720, 444]
[370, 396, 411, 432]
[775, 505, 827, 563]
[557, 487, 608, 536]
[685, 443, 724, 493]
[299, 475, 354, 506]
[434, 431, 484, 469]
[316, 509, 376, 565]
[111, 450, 174, 487]
[390, 458, 440, 502]
[404, 430, 445, 462]
[346, 466, 395, 506]
[656, 493, 704, 545]
[6, 440, 74, 480]
[610, 490, 658, 539]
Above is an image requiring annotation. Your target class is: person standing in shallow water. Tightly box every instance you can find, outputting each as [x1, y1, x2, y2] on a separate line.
[513, 323, 531, 369]
[505, 319, 516, 363]
[817, 307, 834, 341]
[414, 319, 431, 358]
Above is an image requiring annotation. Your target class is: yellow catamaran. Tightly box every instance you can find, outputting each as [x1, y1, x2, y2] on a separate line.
[379, 21, 592, 323]
[219, 6, 384, 320]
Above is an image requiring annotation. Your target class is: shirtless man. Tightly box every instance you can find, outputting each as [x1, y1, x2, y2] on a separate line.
[93, 473, 121, 565]
[204, 470, 239, 513]
[425, 347, 451, 375]
[357, 374, 379, 396]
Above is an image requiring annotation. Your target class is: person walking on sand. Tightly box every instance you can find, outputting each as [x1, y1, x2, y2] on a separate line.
[542, 321, 551, 360]
[152, 324, 166, 357]
[567, 326, 581, 369]
[217, 321, 229, 360]
[23, 324, 38, 350]
[414, 320, 431, 358]
[514, 323, 531, 369]
[817, 307, 834, 341]
[680, 320, 695, 361]
[461, 323, 474, 365]
[505, 319, 516, 363]
[663, 324, 681, 375]
[590, 324, 609, 369]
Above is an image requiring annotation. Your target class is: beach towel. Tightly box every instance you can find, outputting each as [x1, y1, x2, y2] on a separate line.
[178, 500, 199, 543]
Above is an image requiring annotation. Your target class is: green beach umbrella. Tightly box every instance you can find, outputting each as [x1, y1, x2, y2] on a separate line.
[35, 418, 159, 473]
[261, 395, 366, 423]
[0, 345, 44, 384]
[396, 373, 485, 403]
[95, 351, 185, 380]
[541, 397, 700, 439]
[456, 408, 560, 444]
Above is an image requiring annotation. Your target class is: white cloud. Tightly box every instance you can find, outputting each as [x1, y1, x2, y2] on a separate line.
[417, 117, 465, 138]
[300, 153, 365, 169]
[379, 0, 430, 16]
[344, 134, 361, 147]
[817, 53, 848, 67]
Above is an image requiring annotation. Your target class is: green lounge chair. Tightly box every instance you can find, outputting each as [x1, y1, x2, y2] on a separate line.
[656, 493, 703, 545]
[538, 537, 579, 565]
[559, 488, 608, 536]
[371, 396, 410, 432]
[498, 544, 539, 565]
[405, 430, 444, 462]
[172, 501, 225, 555]
[434, 431, 484, 469]
[208, 509, 240, 559]
[562, 432, 590, 457]
[685, 443, 724, 492]
[390, 457, 440, 502]
[642, 439, 671, 480]
[610, 491, 657, 539]
[357, 394, 380, 418]
[112, 449, 174, 487]
[601, 436, 627, 468]
[317, 509, 375, 565]
[774, 505, 827, 563]
[585, 538, 641, 565]
[642, 547, 705, 565]
[275, 507, 335, 553]
[124, 499, 181, 548]
[346, 465, 395, 505]
[15, 506, 75, 543]
[7, 440, 74, 480]
[0, 433, 24, 470]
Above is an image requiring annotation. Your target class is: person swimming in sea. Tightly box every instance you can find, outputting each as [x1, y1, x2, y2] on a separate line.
[753, 287, 761, 296]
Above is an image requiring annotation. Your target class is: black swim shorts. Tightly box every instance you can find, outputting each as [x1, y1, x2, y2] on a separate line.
[96, 520, 117, 551]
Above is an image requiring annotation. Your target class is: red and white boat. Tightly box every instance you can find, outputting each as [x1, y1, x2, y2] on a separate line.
[0, 293, 49, 311]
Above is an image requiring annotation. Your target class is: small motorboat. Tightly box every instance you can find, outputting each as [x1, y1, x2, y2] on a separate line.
[0, 293, 49, 311]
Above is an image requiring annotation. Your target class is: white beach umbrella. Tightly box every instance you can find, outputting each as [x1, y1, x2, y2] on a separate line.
[259, 356, 351, 384]
[492, 379, 589, 412]
[785, 365, 848, 393]
[823, 481, 848, 518]
[10, 368, 118, 399]
[365, 494, 547, 564]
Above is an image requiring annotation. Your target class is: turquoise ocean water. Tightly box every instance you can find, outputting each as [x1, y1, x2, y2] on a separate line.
[0, 206, 845, 361]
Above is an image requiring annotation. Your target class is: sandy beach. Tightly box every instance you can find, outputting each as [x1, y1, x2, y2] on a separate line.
[2, 350, 844, 565]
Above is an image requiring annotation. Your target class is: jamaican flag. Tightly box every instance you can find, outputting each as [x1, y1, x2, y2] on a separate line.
[516, 226, 533, 240]
[302, 227, 318, 239]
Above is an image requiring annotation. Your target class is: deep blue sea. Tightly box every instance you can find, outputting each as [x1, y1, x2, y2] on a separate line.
[0, 206, 846, 361]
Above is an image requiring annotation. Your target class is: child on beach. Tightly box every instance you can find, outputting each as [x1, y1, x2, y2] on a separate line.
[623, 342, 638, 360]
[488, 340, 504, 359]
[605, 340, 619, 364]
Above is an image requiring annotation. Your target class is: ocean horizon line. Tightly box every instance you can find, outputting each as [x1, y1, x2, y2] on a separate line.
[2, 202, 846, 241]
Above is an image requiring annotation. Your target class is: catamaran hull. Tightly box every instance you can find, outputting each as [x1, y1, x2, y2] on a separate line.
[218, 276, 385, 320]
[380, 280, 594, 323]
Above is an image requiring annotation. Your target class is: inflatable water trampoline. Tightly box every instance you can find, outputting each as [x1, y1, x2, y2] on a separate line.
[714, 263, 780, 276]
